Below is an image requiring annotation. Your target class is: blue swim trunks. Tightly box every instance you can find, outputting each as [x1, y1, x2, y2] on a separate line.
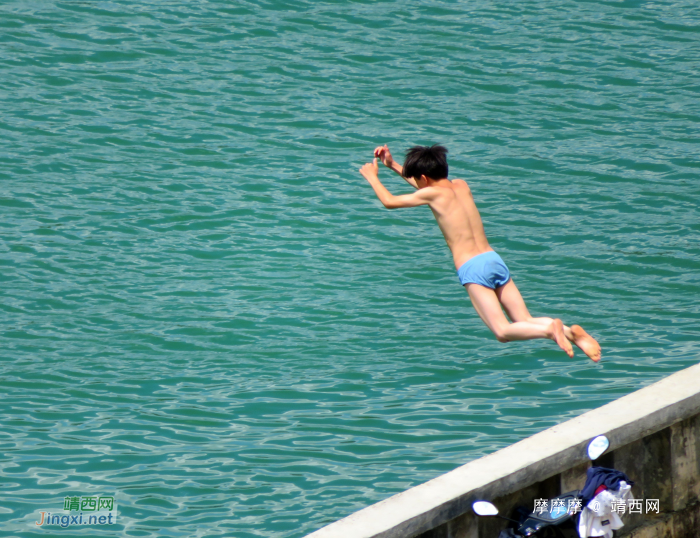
[457, 251, 511, 289]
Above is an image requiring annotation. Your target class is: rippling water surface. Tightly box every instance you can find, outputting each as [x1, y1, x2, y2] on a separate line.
[2, 1, 699, 536]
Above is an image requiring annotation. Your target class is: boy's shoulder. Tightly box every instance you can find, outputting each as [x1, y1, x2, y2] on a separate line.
[450, 179, 472, 193]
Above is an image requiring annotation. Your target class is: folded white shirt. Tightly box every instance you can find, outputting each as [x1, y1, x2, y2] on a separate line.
[577, 481, 632, 538]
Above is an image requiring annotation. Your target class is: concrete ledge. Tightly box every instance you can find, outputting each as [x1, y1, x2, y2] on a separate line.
[304, 363, 700, 538]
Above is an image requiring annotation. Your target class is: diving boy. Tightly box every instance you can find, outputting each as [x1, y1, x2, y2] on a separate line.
[359, 144, 601, 362]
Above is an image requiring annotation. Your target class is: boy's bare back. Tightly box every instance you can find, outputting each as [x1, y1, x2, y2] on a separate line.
[423, 179, 493, 270]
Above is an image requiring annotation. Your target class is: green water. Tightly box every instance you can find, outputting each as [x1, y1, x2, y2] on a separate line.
[1, 1, 699, 536]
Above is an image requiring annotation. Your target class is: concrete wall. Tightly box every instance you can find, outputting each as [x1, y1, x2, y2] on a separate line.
[304, 363, 700, 538]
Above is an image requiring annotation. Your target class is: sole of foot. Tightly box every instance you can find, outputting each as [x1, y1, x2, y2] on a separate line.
[571, 325, 601, 362]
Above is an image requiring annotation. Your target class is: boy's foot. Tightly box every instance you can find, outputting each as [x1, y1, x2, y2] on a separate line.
[570, 325, 601, 362]
[551, 319, 574, 358]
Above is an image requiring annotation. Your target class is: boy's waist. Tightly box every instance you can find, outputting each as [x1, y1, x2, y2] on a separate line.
[454, 248, 496, 271]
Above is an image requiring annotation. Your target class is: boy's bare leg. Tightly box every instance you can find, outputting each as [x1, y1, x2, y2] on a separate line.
[467, 283, 574, 357]
[495, 279, 601, 362]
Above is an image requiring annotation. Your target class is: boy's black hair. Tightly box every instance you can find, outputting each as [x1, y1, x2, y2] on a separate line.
[402, 145, 448, 180]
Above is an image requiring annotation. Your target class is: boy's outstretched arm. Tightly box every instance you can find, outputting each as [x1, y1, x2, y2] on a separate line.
[374, 144, 418, 189]
[360, 158, 435, 209]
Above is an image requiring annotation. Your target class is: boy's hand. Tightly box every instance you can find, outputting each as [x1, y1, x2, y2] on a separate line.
[374, 145, 393, 168]
[360, 158, 379, 181]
